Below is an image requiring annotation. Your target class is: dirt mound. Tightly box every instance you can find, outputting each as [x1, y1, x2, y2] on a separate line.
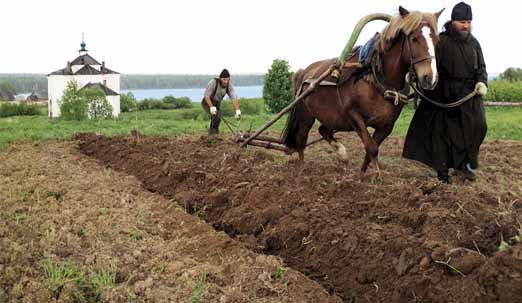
[77, 133, 522, 303]
[0, 141, 339, 302]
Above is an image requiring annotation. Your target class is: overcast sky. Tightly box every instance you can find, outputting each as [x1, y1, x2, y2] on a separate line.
[1, 0, 518, 75]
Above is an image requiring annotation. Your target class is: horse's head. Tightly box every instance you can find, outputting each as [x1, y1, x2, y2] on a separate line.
[398, 7, 444, 90]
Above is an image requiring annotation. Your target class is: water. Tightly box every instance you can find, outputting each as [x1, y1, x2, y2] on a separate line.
[121, 85, 263, 101]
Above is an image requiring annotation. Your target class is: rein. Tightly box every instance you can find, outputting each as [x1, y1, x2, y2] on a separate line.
[405, 73, 479, 108]
[371, 27, 477, 109]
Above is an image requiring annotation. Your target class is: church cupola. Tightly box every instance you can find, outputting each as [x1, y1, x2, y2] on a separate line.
[79, 33, 88, 56]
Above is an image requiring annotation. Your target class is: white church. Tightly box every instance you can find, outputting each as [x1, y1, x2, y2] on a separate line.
[47, 39, 120, 118]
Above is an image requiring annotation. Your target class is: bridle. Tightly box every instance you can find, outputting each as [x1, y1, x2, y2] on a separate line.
[369, 22, 436, 106]
[404, 22, 437, 86]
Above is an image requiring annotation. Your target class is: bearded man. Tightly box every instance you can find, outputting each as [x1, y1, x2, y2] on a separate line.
[403, 2, 488, 183]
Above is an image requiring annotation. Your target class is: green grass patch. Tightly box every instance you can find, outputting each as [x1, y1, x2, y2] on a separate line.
[41, 259, 89, 300]
[0, 98, 521, 150]
[41, 259, 117, 302]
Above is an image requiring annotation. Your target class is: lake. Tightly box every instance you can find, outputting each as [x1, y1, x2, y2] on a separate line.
[16, 73, 501, 101]
[121, 85, 263, 101]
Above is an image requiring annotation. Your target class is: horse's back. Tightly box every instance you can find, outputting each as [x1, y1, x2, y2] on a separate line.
[300, 58, 337, 81]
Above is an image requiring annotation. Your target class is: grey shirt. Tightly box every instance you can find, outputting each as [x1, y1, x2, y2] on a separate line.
[203, 79, 238, 104]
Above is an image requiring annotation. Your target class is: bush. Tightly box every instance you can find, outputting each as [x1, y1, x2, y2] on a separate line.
[59, 81, 88, 121]
[163, 95, 193, 109]
[81, 87, 113, 120]
[120, 92, 137, 112]
[138, 99, 165, 110]
[485, 80, 522, 102]
[263, 59, 293, 113]
[137, 96, 194, 111]
[59, 81, 114, 120]
[0, 103, 41, 117]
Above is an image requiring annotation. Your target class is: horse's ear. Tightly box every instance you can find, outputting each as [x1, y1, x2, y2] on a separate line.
[434, 8, 445, 19]
[399, 6, 410, 17]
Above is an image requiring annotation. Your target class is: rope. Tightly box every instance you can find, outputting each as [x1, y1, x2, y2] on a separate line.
[406, 73, 478, 108]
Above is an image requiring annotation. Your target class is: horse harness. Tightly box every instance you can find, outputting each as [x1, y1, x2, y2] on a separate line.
[300, 27, 476, 109]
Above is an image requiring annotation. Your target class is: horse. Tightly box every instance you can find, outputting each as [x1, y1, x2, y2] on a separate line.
[282, 7, 443, 174]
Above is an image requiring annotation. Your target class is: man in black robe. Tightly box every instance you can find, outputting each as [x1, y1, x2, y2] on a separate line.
[402, 2, 488, 183]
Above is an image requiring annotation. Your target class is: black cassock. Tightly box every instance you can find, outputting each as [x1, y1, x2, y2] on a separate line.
[403, 25, 488, 172]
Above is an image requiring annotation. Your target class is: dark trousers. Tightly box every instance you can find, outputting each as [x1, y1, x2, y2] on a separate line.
[201, 100, 221, 134]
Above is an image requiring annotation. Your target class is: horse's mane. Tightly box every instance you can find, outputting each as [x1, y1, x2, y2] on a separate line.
[377, 11, 438, 53]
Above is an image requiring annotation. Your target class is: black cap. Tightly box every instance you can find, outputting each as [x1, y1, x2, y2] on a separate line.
[451, 2, 472, 21]
[219, 69, 230, 78]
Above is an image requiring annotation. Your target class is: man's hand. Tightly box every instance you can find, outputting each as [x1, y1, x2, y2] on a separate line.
[235, 109, 241, 120]
[475, 82, 487, 96]
[210, 106, 217, 115]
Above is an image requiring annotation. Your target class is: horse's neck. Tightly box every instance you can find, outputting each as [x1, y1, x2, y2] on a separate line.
[380, 38, 409, 90]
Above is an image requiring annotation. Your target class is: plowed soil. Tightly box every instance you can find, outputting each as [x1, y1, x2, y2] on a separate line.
[76, 132, 522, 303]
[0, 141, 339, 303]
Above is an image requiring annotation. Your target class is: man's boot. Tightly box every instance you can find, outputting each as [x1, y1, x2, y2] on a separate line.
[207, 128, 219, 142]
[437, 170, 450, 184]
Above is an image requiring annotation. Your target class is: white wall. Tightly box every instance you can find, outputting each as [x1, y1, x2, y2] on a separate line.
[48, 75, 70, 118]
[107, 95, 120, 118]
[48, 72, 121, 118]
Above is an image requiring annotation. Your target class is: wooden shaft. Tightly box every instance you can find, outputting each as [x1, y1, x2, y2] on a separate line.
[246, 140, 289, 152]
[239, 134, 282, 144]
[484, 101, 522, 107]
[305, 137, 324, 147]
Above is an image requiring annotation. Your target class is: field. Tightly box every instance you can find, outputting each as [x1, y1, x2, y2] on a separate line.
[1, 99, 522, 149]
[1, 101, 522, 302]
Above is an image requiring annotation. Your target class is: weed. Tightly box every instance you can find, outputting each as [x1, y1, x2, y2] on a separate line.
[274, 266, 286, 280]
[41, 259, 88, 300]
[14, 212, 28, 224]
[46, 225, 57, 243]
[130, 228, 143, 241]
[91, 269, 116, 300]
[98, 208, 109, 216]
[434, 257, 465, 277]
[11, 282, 24, 298]
[191, 272, 206, 303]
[498, 239, 511, 252]
[498, 227, 522, 252]
[79, 226, 90, 238]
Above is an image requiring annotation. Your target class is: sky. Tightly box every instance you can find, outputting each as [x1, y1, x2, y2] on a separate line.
[1, 0, 519, 75]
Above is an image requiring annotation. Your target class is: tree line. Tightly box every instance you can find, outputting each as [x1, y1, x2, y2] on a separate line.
[0, 74, 265, 95]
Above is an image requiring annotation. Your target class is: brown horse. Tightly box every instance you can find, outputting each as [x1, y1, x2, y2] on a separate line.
[282, 7, 443, 173]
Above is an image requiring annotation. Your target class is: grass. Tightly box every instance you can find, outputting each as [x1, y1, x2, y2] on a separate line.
[90, 269, 116, 299]
[273, 266, 286, 280]
[41, 259, 88, 300]
[191, 272, 206, 303]
[0, 99, 521, 150]
[41, 258, 117, 302]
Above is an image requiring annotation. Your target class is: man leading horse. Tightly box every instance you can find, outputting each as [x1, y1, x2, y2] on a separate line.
[403, 2, 488, 183]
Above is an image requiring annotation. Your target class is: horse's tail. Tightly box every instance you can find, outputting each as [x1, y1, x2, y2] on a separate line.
[281, 69, 306, 150]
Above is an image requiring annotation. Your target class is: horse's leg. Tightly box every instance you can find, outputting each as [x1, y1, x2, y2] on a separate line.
[348, 112, 379, 173]
[361, 126, 394, 173]
[295, 116, 315, 161]
[319, 125, 348, 162]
